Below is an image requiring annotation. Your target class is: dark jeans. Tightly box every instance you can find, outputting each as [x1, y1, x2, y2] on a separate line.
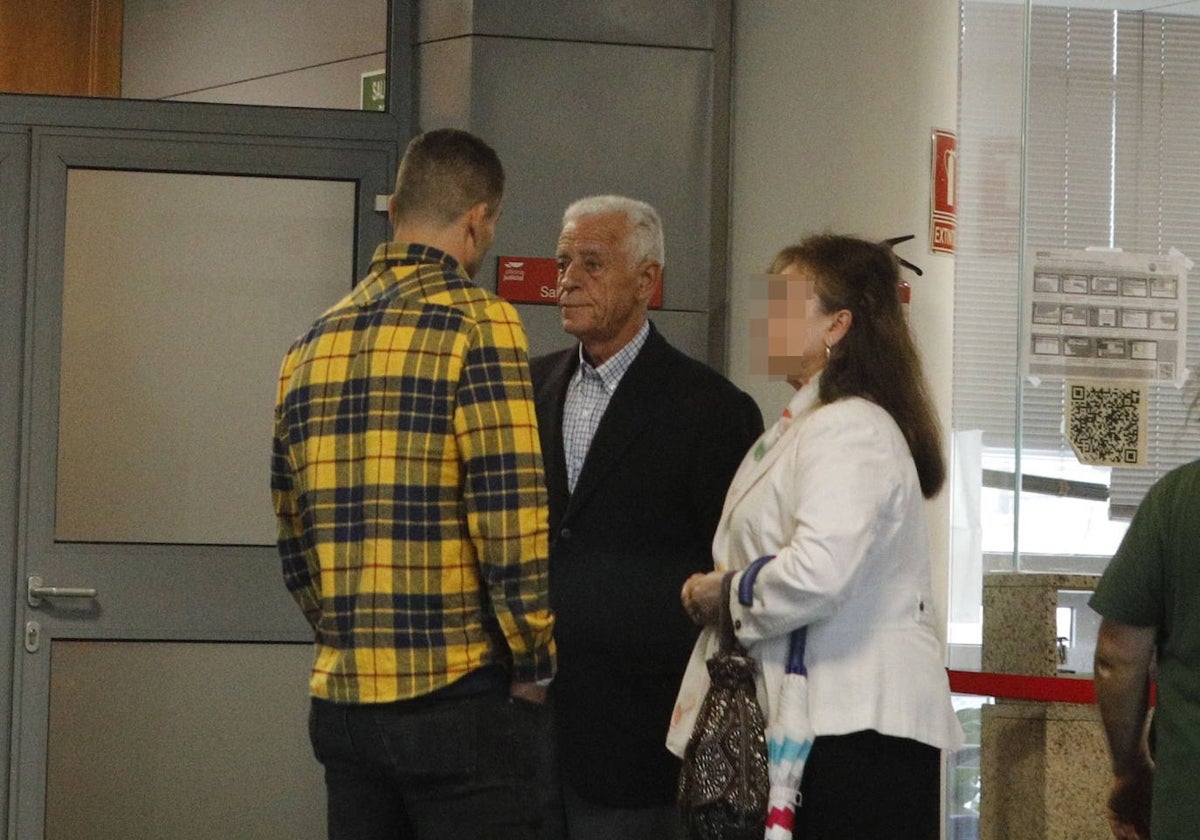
[309, 687, 547, 840]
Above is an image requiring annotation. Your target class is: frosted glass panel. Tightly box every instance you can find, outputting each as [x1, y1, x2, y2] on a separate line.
[57, 170, 355, 544]
[46, 641, 322, 840]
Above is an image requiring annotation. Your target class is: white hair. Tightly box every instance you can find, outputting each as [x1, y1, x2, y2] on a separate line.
[562, 195, 665, 268]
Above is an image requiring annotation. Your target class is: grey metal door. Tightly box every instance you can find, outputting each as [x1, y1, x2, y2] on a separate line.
[8, 126, 395, 839]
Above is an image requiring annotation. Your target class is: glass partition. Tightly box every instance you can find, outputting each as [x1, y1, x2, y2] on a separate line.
[952, 0, 1200, 636]
[950, 4, 1200, 838]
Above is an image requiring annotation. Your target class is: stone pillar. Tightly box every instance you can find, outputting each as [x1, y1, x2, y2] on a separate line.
[979, 573, 1112, 840]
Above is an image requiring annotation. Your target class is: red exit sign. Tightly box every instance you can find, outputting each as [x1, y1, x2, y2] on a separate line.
[495, 256, 664, 308]
[930, 128, 957, 255]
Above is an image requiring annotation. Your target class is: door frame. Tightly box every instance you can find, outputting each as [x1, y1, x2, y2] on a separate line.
[0, 127, 31, 840]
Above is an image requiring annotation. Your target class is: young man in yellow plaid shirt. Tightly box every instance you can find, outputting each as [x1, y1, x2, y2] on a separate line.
[272, 128, 555, 839]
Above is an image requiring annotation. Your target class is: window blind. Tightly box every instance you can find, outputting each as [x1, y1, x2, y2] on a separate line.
[956, 3, 1200, 519]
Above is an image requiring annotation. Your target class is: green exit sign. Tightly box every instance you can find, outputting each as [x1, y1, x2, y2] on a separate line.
[361, 71, 386, 111]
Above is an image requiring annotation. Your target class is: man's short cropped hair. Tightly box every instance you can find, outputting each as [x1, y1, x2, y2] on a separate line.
[392, 128, 505, 227]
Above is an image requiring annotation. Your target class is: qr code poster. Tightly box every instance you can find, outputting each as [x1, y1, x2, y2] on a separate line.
[1065, 380, 1148, 467]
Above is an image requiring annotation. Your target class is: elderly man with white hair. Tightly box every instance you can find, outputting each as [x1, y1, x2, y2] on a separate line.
[529, 195, 763, 839]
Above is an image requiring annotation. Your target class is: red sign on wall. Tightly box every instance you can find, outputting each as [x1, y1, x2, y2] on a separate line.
[930, 128, 957, 255]
[496, 256, 560, 304]
[495, 256, 664, 308]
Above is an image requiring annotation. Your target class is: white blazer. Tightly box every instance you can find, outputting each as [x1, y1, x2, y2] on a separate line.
[668, 380, 963, 756]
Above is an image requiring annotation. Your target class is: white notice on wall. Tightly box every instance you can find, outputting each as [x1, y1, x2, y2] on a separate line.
[1024, 248, 1188, 387]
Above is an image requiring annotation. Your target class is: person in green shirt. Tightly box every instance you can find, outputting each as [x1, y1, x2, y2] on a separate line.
[1091, 459, 1200, 840]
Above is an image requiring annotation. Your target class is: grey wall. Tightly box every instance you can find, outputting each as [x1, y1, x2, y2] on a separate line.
[415, 0, 730, 362]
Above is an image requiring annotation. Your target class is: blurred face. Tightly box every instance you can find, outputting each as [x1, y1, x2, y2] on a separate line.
[759, 263, 841, 388]
[555, 211, 657, 364]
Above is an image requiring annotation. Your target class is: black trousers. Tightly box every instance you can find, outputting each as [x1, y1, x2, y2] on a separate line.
[796, 729, 941, 840]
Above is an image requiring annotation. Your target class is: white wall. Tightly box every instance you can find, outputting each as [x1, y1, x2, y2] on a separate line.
[728, 0, 960, 641]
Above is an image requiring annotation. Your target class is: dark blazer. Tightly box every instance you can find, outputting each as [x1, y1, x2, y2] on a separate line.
[530, 323, 763, 807]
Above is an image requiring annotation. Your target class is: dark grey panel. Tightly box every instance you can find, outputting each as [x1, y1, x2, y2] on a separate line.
[419, 0, 714, 49]
[465, 38, 714, 311]
[0, 127, 29, 840]
[644, 310, 713, 364]
[516, 304, 576, 359]
[415, 39, 475, 131]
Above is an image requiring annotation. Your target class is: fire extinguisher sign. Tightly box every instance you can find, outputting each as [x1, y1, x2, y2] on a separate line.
[930, 128, 957, 255]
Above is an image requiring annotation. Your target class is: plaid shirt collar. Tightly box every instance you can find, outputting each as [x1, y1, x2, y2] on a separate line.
[355, 241, 472, 306]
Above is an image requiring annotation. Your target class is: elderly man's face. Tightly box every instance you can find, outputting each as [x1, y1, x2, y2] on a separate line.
[555, 211, 654, 364]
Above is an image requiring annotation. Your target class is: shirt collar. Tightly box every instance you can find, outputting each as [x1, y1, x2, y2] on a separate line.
[575, 320, 651, 393]
[355, 242, 470, 307]
[370, 241, 463, 274]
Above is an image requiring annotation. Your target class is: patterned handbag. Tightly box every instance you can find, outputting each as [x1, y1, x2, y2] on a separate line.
[677, 572, 770, 840]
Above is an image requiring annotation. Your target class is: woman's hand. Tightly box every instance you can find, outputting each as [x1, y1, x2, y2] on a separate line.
[681, 571, 727, 627]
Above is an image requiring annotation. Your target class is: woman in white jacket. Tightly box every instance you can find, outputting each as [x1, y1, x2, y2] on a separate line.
[668, 234, 962, 839]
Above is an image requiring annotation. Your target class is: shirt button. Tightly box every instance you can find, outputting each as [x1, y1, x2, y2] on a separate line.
[734, 620, 742, 630]
[560, 528, 572, 540]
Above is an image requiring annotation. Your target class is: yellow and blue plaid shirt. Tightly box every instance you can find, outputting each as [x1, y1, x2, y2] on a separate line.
[272, 242, 555, 703]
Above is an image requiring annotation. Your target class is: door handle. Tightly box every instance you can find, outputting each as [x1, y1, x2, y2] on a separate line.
[27, 575, 98, 607]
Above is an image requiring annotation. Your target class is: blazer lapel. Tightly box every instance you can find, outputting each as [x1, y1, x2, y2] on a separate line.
[535, 349, 577, 532]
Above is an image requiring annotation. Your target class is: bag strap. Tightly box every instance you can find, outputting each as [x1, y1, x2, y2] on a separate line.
[718, 571, 737, 652]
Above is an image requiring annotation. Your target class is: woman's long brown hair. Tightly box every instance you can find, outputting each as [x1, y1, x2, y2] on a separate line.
[770, 235, 946, 498]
